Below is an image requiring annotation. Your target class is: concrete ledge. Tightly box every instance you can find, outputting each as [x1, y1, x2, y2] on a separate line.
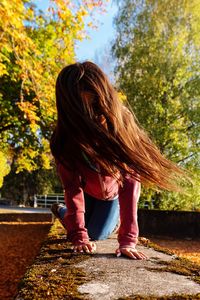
[76, 238, 200, 299]
[16, 221, 200, 300]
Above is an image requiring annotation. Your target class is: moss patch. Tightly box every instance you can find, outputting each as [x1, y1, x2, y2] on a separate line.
[145, 257, 200, 285]
[121, 236, 200, 300]
[139, 237, 200, 285]
[16, 220, 92, 300]
[138, 237, 174, 255]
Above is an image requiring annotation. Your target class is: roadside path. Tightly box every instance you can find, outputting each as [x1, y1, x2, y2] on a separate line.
[0, 206, 50, 213]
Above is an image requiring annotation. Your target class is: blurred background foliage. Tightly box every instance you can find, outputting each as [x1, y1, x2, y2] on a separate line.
[113, 0, 200, 210]
[0, 0, 105, 203]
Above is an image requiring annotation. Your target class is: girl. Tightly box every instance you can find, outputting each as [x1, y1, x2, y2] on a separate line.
[50, 61, 184, 259]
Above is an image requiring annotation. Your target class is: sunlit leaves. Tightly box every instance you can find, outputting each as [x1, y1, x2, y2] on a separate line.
[0, 150, 10, 188]
[16, 147, 39, 173]
[0, 0, 105, 184]
[113, 0, 200, 210]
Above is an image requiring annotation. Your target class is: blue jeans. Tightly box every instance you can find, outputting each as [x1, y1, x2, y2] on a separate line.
[58, 193, 119, 240]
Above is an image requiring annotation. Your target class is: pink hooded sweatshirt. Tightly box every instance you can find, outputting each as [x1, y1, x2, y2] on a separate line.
[57, 160, 140, 249]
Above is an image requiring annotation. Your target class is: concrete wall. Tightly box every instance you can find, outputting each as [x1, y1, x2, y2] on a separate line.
[138, 209, 200, 238]
[1, 209, 199, 238]
[0, 213, 52, 222]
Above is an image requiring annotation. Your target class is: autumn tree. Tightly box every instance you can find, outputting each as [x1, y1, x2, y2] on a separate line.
[0, 0, 106, 200]
[113, 0, 200, 210]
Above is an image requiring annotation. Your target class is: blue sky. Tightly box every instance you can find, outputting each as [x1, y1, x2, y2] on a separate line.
[33, 0, 118, 62]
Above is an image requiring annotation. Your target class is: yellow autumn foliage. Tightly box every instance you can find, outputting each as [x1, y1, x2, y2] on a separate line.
[0, 150, 10, 188]
[0, 0, 106, 179]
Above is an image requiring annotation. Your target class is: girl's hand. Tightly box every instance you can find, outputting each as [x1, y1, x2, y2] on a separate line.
[116, 247, 148, 259]
[73, 242, 96, 254]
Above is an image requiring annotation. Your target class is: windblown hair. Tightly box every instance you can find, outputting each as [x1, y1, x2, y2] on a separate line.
[50, 61, 185, 191]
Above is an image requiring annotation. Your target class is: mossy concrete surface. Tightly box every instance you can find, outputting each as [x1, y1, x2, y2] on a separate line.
[76, 237, 200, 300]
[16, 221, 200, 300]
[16, 221, 91, 300]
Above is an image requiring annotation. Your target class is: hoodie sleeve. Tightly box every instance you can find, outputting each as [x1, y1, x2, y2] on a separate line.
[118, 175, 141, 248]
[57, 162, 90, 246]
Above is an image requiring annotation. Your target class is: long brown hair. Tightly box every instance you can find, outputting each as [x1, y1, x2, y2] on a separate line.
[50, 61, 186, 191]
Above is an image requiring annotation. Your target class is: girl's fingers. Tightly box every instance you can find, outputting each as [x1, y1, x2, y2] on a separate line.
[129, 250, 147, 260]
[85, 242, 96, 253]
[115, 248, 121, 257]
[122, 248, 138, 259]
[137, 251, 148, 259]
[73, 242, 97, 253]
[121, 249, 137, 259]
[91, 242, 97, 252]
[82, 245, 90, 253]
[116, 248, 148, 260]
[83, 244, 96, 253]
[129, 250, 144, 260]
[73, 245, 83, 253]
[78, 245, 84, 252]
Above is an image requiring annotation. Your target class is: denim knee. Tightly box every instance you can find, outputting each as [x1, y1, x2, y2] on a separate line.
[88, 229, 110, 241]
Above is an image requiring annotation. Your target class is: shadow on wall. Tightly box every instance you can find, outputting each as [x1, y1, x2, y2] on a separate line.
[138, 209, 200, 238]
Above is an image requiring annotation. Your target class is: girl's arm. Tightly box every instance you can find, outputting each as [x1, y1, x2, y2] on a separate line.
[118, 174, 140, 249]
[57, 162, 90, 246]
[118, 175, 147, 259]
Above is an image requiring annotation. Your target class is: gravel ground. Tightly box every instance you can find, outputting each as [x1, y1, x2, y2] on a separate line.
[0, 222, 51, 300]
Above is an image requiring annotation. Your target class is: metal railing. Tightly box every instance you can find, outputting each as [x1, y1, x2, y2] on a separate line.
[33, 194, 65, 208]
